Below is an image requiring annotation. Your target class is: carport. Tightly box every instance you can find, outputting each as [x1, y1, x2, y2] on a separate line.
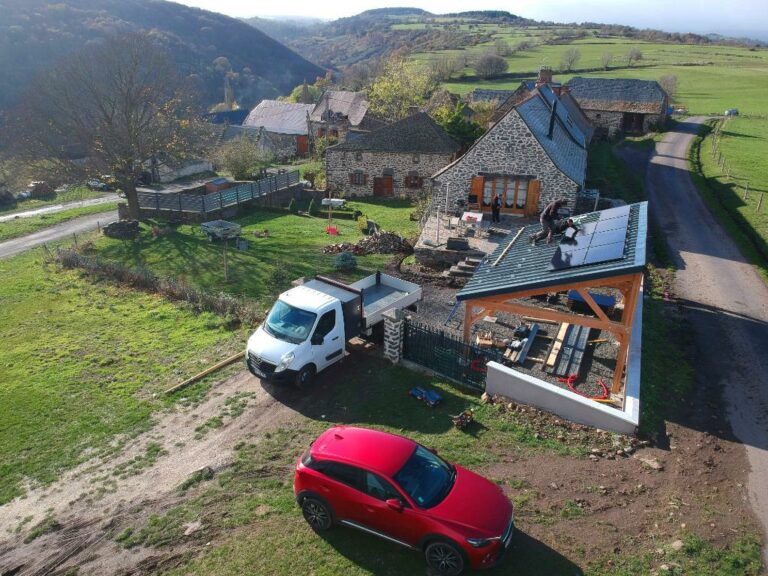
[457, 202, 647, 396]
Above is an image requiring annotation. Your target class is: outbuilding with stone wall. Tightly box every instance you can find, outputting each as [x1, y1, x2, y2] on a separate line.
[326, 112, 459, 198]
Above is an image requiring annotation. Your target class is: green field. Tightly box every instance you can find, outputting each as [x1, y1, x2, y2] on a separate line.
[692, 117, 768, 279]
[0, 202, 118, 242]
[0, 251, 245, 504]
[0, 186, 108, 216]
[92, 199, 420, 303]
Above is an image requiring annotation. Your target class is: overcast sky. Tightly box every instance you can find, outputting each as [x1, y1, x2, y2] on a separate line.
[173, 0, 768, 40]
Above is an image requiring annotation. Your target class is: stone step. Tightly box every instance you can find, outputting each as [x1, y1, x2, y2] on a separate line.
[448, 266, 474, 277]
[457, 261, 478, 271]
[464, 257, 483, 265]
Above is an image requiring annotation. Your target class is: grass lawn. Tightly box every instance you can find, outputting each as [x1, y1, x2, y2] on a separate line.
[92, 199, 420, 305]
[0, 250, 246, 504]
[0, 186, 108, 216]
[0, 202, 119, 242]
[691, 117, 768, 280]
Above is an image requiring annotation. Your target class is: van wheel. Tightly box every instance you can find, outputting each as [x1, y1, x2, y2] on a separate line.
[296, 365, 316, 389]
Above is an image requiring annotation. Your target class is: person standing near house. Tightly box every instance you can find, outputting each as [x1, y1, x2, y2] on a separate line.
[491, 194, 501, 223]
[530, 198, 568, 244]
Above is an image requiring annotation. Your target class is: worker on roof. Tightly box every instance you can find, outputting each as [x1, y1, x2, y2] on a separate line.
[529, 198, 568, 244]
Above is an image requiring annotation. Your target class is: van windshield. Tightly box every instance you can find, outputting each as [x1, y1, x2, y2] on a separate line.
[264, 300, 317, 344]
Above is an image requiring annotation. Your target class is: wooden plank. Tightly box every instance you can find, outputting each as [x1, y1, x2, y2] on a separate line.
[546, 322, 569, 367]
[165, 352, 243, 395]
[514, 323, 539, 364]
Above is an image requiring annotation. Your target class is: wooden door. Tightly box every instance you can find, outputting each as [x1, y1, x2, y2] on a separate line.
[373, 176, 393, 197]
[296, 135, 308, 157]
[525, 180, 541, 218]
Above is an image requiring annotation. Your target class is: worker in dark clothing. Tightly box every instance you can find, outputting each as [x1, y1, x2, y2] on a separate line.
[529, 198, 568, 244]
[491, 194, 501, 223]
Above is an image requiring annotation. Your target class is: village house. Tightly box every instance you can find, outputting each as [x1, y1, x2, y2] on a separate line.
[565, 77, 669, 137]
[431, 84, 589, 218]
[325, 112, 459, 198]
[241, 100, 315, 160]
[310, 90, 385, 143]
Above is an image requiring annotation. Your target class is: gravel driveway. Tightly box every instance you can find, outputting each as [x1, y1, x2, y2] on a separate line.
[646, 116, 768, 564]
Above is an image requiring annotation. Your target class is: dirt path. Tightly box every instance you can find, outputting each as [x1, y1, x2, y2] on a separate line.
[0, 370, 304, 575]
[0, 194, 117, 223]
[645, 116, 768, 564]
[0, 210, 117, 259]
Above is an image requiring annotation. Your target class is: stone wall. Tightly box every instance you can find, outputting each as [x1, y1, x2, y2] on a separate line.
[326, 150, 453, 198]
[432, 108, 581, 213]
[262, 132, 298, 162]
[582, 110, 667, 138]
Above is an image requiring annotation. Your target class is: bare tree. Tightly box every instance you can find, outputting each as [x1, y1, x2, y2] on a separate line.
[433, 55, 462, 82]
[626, 48, 643, 67]
[658, 74, 678, 101]
[474, 53, 509, 79]
[11, 33, 215, 220]
[560, 47, 581, 72]
[494, 38, 512, 57]
[601, 52, 613, 71]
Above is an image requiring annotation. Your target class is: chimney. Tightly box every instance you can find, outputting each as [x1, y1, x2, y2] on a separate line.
[408, 105, 421, 116]
[548, 99, 558, 139]
[537, 66, 553, 87]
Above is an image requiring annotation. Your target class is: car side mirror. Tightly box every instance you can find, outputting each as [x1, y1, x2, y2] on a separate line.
[386, 498, 404, 512]
[311, 333, 324, 345]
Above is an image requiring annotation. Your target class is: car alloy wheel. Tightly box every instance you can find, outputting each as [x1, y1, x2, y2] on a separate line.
[425, 540, 464, 576]
[302, 497, 332, 531]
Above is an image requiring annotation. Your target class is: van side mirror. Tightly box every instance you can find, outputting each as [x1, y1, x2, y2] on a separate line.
[311, 333, 324, 346]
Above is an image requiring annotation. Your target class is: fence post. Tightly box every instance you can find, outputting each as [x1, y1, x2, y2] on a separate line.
[743, 182, 749, 201]
[758, 193, 764, 213]
[383, 309, 405, 364]
[201, 194, 206, 216]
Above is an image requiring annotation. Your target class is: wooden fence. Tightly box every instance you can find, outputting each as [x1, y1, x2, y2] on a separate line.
[137, 171, 300, 216]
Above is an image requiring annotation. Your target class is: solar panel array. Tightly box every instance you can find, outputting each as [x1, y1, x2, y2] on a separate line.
[550, 205, 630, 270]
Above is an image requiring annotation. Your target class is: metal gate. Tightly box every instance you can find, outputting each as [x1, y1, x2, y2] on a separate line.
[402, 320, 502, 391]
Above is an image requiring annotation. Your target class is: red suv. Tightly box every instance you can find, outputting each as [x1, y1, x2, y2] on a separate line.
[294, 426, 514, 575]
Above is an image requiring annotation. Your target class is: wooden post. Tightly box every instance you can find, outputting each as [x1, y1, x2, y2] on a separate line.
[743, 182, 749, 201]
[758, 192, 764, 212]
[463, 302, 472, 343]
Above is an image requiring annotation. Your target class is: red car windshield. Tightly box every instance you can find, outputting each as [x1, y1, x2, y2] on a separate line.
[393, 445, 456, 508]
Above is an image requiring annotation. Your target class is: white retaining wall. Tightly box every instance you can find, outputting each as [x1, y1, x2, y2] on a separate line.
[486, 282, 643, 435]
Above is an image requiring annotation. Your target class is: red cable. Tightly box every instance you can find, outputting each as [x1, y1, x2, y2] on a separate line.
[558, 374, 609, 400]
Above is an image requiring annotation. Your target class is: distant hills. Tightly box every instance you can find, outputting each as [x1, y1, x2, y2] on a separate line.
[0, 0, 324, 111]
[245, 9, 526, 70]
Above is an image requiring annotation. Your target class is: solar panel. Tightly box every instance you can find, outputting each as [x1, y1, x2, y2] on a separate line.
[549, 205, 631, 270]
[582, 241, 625, 265]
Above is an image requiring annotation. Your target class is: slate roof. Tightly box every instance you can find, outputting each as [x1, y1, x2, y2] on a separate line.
[566, 77, 667, 114]
[202, 109, 250, 126]
[311, 91, 371, 127]
[242, 100, 314, 135]
[457, 202, 647, 301]
[328, 112, 460, 154]
[467, 89, 516, 104]
[515, 85, 588, 186]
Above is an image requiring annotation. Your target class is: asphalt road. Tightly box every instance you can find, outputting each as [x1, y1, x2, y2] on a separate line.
[0, 210, 117, 260]
[646, 116, 768, 564]
[0, 194, 117, 223]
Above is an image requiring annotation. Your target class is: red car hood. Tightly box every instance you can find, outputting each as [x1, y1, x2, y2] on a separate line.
[429, 465, 513, 537]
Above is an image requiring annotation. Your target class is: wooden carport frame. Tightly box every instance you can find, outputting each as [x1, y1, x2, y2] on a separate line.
[462, 271, 643, 394]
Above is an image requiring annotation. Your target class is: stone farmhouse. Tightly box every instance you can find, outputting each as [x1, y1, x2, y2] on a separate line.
[431, 84, 589, 218]
[241, 100, 315, 160]
[325, 112, 459, 198]
[565, 77, 669, 137]
[310, 90, 386, 143]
